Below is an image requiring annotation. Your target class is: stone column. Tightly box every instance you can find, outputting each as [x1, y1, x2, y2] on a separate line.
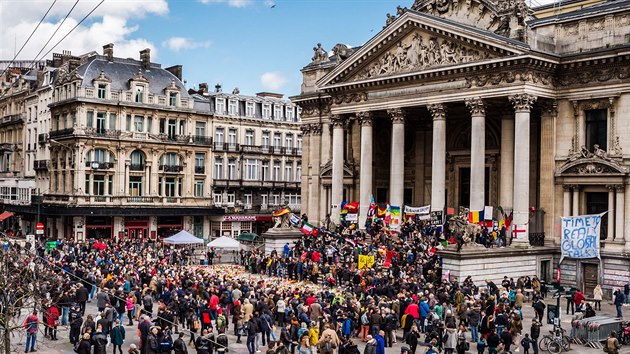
[615, 185, 625, 242]
[428, 103, 446, 212]
[572, 186, 580, 216]
[308, 124, 322, 225]
[563, 186, 572, 217]
[540, 102, 557, 245]
[330, 115, 345, 224]
[300, 125, 311, 217]
[624, 184, 630, 250]
[388, 108, 405, 224]
[499, 112, 514, 211]
[321, 122, 332, 165]
[465, 97, 486, 211]
[572, 101, 585, 148]
[358, 112, 374, 228]
[509, 93, 537, 245]
[608, 185, 616, 241]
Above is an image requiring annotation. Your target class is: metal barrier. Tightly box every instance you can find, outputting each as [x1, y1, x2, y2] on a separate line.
[577, 317, 623, 348]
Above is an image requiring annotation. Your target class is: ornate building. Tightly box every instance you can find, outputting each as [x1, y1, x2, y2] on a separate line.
[292, 0, 630, 295]
[2, 45, 301, 241]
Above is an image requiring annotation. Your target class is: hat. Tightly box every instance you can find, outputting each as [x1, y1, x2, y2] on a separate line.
[130, 344, 137, 349]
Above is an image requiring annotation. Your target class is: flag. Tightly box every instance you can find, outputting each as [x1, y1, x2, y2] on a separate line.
[311, 228, 319, 237]
[467, 210, 484, 223]
[390, 206, 401, 226]
[273, 208, 290, 217]
[377, 206, 387, 218]
[300, 223, 314, 235]
[384, 204, 391, 225]
[289, 213, 300, 225]
[367, 195, 376, 217]
[344, 202, 359, 213]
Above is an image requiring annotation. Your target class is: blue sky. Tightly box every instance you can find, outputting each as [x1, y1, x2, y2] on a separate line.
[0, 0, 554, 97]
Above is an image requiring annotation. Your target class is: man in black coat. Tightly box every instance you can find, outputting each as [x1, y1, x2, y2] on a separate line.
[69, 305, 83, 344]
[531, 319, 541, 354]
[75, 284, 89, 315]
[173, 332, 188, 354]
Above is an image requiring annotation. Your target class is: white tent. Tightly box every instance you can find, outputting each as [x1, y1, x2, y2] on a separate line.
[163, 230, 204, 245]
[207, 236, 242, 250]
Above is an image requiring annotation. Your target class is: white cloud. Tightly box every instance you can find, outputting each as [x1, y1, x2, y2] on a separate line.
[0, 0, 168, 61]
[198, 0, 253, 8]
[260, 72, 288, 91]
[162, 37, 211, 52]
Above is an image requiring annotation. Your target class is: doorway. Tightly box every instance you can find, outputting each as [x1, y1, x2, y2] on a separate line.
[540, 260, 551, 283]
[582, 263, 599, 297]
[586, 192, 608, 240]
[459, 167, 490, 208]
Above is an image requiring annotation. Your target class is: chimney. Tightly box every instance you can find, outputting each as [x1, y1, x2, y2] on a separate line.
[165, 65, 183, 81]
[199, 83, 208, 94]
[140, 48, 151, 69]
[103, 43, 114, 62]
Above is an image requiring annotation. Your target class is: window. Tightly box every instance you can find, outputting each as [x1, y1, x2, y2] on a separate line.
[87, 148, 114, 163]
[214, 158, 224, 179]
[214, 192, 223, 204]
[244, 159, 258, 180]
[169, 92, 177, 107]
[97, 84, 106, 99]
[195, 153, 205, 173]
[586, 109, 607, 151]
[86, 111, 94, 128]
[286, 107, 294, 121]
[135, 85, 144, 103]
[262, 161, 269, 181]
[96, 113, 106, 134]
[146, 116, 152, 133]
[297, 135, 302, 153]
[127, 115, 133, 131]
[274, 105, 283, 120]
[159, 118, 166, 134]
[109, 113, 116, 130]
[161, 152, 179, 166]
[129, 176, 143, 197]
[246, 102, 255, 117]
[228, 100, 237, 115]
[228, 128, 237, 145]
[285, 134, 293, 150]
[273, 161, 281, 181]
[194, 180, 204, 197]
[168, 119, 177, 139]
[285, 163, 293, 182]
[287, 193, 301, 206]
[215, 128, 224, 143]
[296, 162, 302, 179]
[273, 133, 281, 148]
[261, 194, 268, 206]
[179, 120, 186, 135]
[244, 194, 253, 207]
[227, 159, 236, 179]
[271, 194, 280, 206]
[195, 122, 206, 137]
[216, 98, 225, 114]
[262, 104, 271, 119]
[93, 175, 106, 195]
[245, 130, 254, 145]
[164, 177, 177, 197]
[130, 150, 145, 170]
[226, 192, 236, 205]
[134, 116, 144, 132]
[262, 131, 270, 147]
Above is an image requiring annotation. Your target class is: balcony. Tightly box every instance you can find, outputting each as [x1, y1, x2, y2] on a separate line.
[160, 164, 184, 173]
[0, 113, 24, 127]
[161, 134, 189, 143]
[192, 136, 213, 146]
[165, 197, 180, 203]
[529, 232, 545, 247]
[127, 196, 157, 203]
[129, 164, 145, 171]
[49, 128, 74, 139]
[85, 161, 115, 169]
[92, 196, 108, 203]
[241, 145, 262, 153]
[226, 143, 239, 152]
[195, 166, 205, 174]
[38, 133, 48, 144]
[270, 146, 284, 154]
[288, 148, 302, 156]
[213, 142, 225, 151]
[84, 128, 121, 138]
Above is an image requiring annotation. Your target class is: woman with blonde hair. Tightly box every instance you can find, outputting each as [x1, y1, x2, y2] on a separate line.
[593, 284, 603, 311]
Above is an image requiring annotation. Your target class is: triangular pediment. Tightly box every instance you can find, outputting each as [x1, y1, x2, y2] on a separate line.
[318, 11, 529, 88]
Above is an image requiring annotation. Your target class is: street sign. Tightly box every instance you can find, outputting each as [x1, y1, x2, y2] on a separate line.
[36, 222, 44, 235]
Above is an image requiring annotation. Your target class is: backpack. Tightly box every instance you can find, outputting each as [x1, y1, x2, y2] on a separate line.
[217, 314, 226, 329]
[361, 312, 369, 325]
[323, 336, 335, 353]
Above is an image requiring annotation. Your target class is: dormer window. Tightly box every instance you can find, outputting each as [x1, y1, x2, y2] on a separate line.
[97, 84, 107, 99]
[228, 99, 237, 115]
[274, 105, 283, 120]
[216, 98, 225, 114]
[246, 102, 255, 117]
[286, 107, 294, 121]
[262, 104, 271, 119]
[135, 85, 145, 103]
[169, 92, 178, 107]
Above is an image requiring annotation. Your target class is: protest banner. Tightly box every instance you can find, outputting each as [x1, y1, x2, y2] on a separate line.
[346, 213, 358, 222]
[429, 211, 444, 226]
[560, 213, 604, 263]
[358, 254, 375, 269]
[404, 205, 431, 215]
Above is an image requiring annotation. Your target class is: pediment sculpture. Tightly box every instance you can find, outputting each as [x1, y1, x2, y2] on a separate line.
[353, 30, 495, 81]
[558, 145, 627, 176]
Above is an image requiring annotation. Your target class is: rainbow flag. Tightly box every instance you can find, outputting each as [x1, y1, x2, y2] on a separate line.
[467, 210, 484, 223]
[390, 205, 401, 226]
[273, 207, 290, 217]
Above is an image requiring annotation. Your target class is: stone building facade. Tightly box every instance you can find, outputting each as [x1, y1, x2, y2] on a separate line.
[292, 0, 630, 295]
[1, 45, 301, 241]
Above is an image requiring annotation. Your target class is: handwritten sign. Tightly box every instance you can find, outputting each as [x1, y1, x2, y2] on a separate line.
[429, 211, 444, 226]
[358, 255, 375, 269]
[560, 213, 604, 262]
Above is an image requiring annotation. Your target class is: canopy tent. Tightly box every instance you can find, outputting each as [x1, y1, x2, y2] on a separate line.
[207, 236, 242, 250]
[0, 211, 13, 222]
[163, 230, 204, 245]
[237, 232, 259, 242]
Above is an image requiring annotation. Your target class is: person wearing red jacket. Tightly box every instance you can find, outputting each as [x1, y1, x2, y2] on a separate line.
[574, 291, 586, 312]
[47, 305, 60, 340]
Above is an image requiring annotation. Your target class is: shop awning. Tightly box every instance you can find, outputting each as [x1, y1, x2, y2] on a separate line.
[237, 232, 258, 242]
[0, 211, 13, 222]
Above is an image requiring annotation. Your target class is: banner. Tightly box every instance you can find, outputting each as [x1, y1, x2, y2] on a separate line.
[358, 254, 375, 269]
[390, 206, 401, 229]
[560, 213, 604, 262]
[404, 205, 431, 215]
[484, 206, 493, 220]
[429, 211, 444, 226]
[345, 213, 358, 222]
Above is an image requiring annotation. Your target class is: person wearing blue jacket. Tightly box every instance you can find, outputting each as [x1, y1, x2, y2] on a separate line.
[419, 299, 430, 332]
[374, 330, 386, 354]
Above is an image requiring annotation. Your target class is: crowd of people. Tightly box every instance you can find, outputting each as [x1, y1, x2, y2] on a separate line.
[0, 217, 623, 354]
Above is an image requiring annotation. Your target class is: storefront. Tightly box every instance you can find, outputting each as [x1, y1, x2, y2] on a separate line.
[157, 215, 183, 239]
[85, 216, 113, 239]
[123, 217, 150, 241]
[210, 215, 273, 238]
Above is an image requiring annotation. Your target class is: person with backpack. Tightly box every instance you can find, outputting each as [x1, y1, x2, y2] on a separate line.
[24, 310, 39, 353]
[194, 329, 211, 354]
[111, 319, 126, 354]
[521, 333, 531, 354]
[260, 310, 273, 346]
[318, 333, 337, 354]
[246, 314, 258, 354]
[216, 308, 227, 333]
[360, 310, 371, 341]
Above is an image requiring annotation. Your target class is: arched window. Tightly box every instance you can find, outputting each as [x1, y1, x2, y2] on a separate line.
[130, 150, 145, 171]
[85, 148, 115, 163]
[159, 152, 183, 172]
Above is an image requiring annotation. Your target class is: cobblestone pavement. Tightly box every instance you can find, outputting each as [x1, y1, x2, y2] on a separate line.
[10, 281, 630, 354]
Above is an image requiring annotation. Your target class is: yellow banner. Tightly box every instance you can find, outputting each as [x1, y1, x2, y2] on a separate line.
[358, 255, 375, 269]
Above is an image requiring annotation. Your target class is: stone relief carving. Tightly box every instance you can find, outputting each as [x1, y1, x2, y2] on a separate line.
[616, 14, 630, 27]
[332, 92, 368, 105]
[588, 18, 605, 31]
[556, 66, 630, 86]
[467, 70, 552, 87]
[354, 32, 492, 81]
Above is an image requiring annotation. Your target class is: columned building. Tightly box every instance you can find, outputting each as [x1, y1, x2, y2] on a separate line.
[293, 0, 630, 295]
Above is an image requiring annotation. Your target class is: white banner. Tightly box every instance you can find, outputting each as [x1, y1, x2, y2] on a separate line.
[560, 213, 605, 262]
[345, 213, 358, 222]
[404, 205, 431, 214]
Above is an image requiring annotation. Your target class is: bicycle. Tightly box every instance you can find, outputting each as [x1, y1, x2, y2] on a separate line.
[539, 325, 570, 353]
